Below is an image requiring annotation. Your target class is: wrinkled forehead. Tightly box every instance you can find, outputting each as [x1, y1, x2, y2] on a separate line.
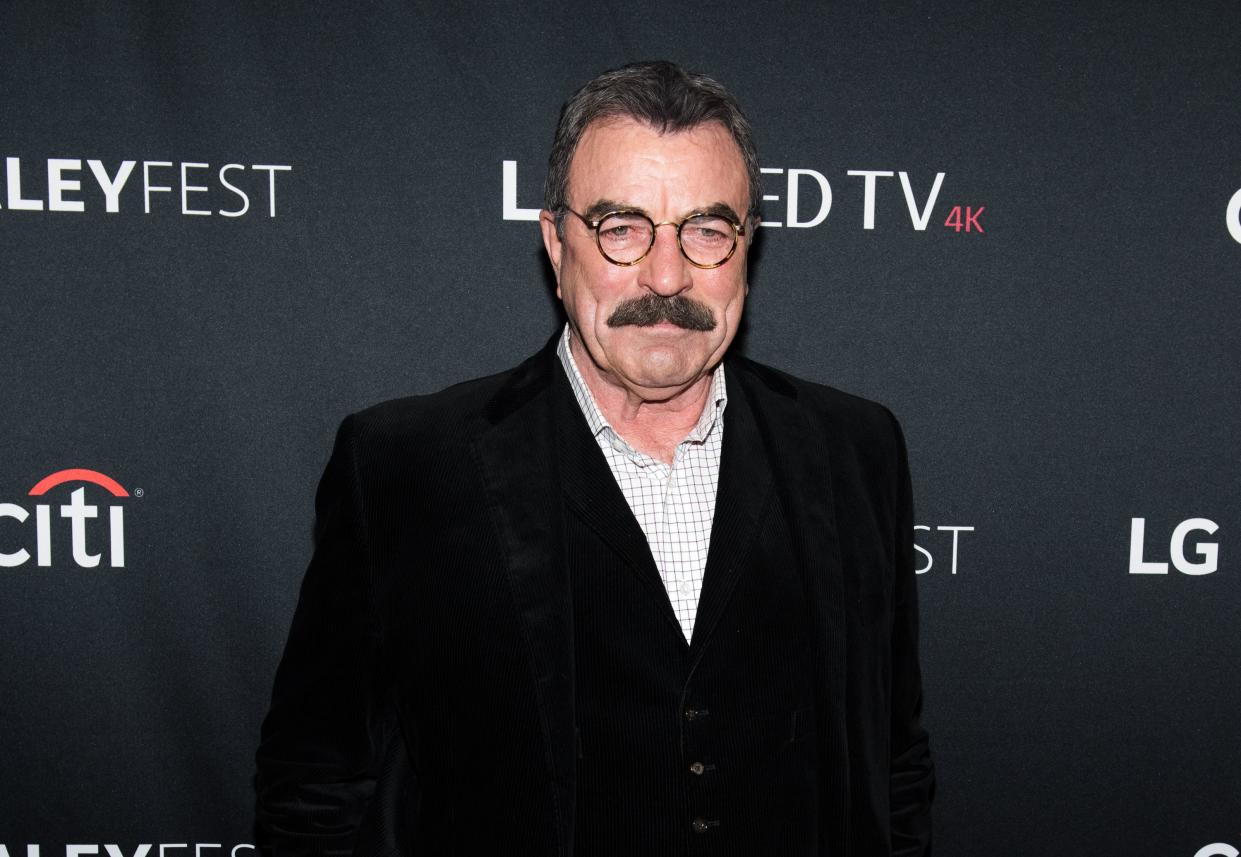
[566, 117, 750, 213]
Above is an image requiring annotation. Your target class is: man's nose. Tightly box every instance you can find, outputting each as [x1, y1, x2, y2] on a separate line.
[638, 223, 693, 296]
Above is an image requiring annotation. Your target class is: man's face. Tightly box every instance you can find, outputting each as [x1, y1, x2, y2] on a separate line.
[540, 117, 753, 399]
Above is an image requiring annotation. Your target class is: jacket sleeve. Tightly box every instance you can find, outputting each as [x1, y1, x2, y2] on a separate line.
[887, 410, 935, 855]
[255, 414, 400, 857]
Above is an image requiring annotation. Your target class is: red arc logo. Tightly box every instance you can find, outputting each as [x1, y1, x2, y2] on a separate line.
[28, 468, 128, 497]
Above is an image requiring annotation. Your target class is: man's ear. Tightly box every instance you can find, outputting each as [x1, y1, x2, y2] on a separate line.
[539, 209, 563, 287]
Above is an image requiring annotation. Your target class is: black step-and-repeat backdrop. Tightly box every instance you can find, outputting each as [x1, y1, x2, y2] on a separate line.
[2, 2, 1238, 855]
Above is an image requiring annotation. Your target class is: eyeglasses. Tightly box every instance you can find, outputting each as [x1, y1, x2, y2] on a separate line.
[562, 208, 747, 269]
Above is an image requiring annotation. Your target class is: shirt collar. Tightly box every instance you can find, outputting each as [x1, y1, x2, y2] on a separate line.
[556, 323, 727, 446]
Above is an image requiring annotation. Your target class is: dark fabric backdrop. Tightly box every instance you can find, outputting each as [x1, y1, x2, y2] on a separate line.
[2, 2, 1238, 855]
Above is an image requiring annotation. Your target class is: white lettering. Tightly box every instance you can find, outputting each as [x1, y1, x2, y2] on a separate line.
[846, 170, 894, 230]
[786, 169, 831, 228]
[159, 845, 187, 857]
[251, 164, 291, 217]
[898, 171, 945, 231]
[48, 159, 85, 212]
[61, 487, 100, 568]
[144, 161, 173, 213]
[0, 502, 31, 567]
[937, 525, 975, 575]
[1227, 188, 1241, 244]
[36, 503, 51, 566]
[759, 167, 784, 227]
[913, 524, 932, 574]
[6, 157, 45, 210]
[0, 845, 39, 857]
[218, 164, 249, 217]
[913, 525, 974, 574]
[1195, 845, 1240, 857]
[67, 847, 99, 857]
[1128, 518, 1168, 574]
[88, 160, 137, 213]
[181, 162, 211, 216]
[105, 845, 152, 857]
[501, 160, 540, 221]
[1170, 517, 1219, 575]
[110, 506, 125, 568]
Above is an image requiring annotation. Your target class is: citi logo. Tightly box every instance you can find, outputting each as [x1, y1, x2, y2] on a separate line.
[1195, 845, 1239, 857]
[0, 468, 132, 569]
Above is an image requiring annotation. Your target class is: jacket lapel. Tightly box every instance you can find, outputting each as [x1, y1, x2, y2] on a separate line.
[470, 340, 577, 853]
[689, 365, 775, 653]
[553, 371, 683, 638]
[733, 359, 851, 855]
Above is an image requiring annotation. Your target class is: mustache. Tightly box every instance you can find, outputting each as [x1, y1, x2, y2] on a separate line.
[605, 294, 717, 331]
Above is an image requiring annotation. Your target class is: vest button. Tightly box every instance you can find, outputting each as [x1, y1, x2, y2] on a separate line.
[689, 761, 705, 775]
[684, 706, 707, 721]
[691, 818, 710, 833]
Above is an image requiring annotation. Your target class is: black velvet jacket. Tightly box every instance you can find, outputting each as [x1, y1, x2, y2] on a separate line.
[255, 337, 934, 856]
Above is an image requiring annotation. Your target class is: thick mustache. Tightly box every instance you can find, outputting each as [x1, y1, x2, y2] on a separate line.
[605, 294, 716, 331]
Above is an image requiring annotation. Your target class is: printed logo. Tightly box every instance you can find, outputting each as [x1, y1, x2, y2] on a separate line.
[502, 160, 986, 235]
[0, 469, 133, 569]
[1129, 517, 1220, 575]
[1194, 845, 1239, 857]
[914, 525, 975, 576]
[0, 157, 291, 217]
[1228, 187, 1241, 244]
[1, 845, 254, 857]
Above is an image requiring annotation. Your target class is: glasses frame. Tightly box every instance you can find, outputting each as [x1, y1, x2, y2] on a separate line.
[562, 207, 748, 269]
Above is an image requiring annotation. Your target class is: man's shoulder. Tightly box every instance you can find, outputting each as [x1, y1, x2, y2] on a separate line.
[728, 354, 901, 441]
[344, 358, 532, 447]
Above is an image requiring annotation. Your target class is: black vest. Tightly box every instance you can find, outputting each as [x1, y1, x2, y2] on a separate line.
[565, 391, 820, 857]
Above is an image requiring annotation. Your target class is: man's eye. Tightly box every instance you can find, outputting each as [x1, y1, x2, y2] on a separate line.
[686, 226, 728, 243]
[599, 218, 650, 244]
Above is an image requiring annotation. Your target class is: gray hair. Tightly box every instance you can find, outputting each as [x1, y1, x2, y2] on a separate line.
[544, 61, 762, 233]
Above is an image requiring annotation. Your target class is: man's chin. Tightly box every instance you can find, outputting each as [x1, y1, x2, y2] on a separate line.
[617, 358, 709, 396]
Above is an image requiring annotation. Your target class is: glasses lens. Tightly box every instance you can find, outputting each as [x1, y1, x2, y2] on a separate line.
[596, 213, 654, 264]
[680, 215, 737, 266]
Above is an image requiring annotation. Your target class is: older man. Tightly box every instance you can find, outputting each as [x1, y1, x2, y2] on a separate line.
[256, 60, 934, 857]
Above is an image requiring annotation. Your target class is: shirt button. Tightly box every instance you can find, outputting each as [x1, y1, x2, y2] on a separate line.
[690, 761, 705, 775]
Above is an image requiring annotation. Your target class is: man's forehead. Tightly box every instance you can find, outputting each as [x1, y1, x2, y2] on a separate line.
[567, 117, 748, 205]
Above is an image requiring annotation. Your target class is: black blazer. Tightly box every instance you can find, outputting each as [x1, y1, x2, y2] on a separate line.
[255, 337, 934, 856]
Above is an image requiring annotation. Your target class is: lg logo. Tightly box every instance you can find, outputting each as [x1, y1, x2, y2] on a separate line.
[1129, 517, 1220, 575]
[0, 469, 131, 569]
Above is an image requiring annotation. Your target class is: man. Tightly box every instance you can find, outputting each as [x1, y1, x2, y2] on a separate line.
[256, 61, 933, 856]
